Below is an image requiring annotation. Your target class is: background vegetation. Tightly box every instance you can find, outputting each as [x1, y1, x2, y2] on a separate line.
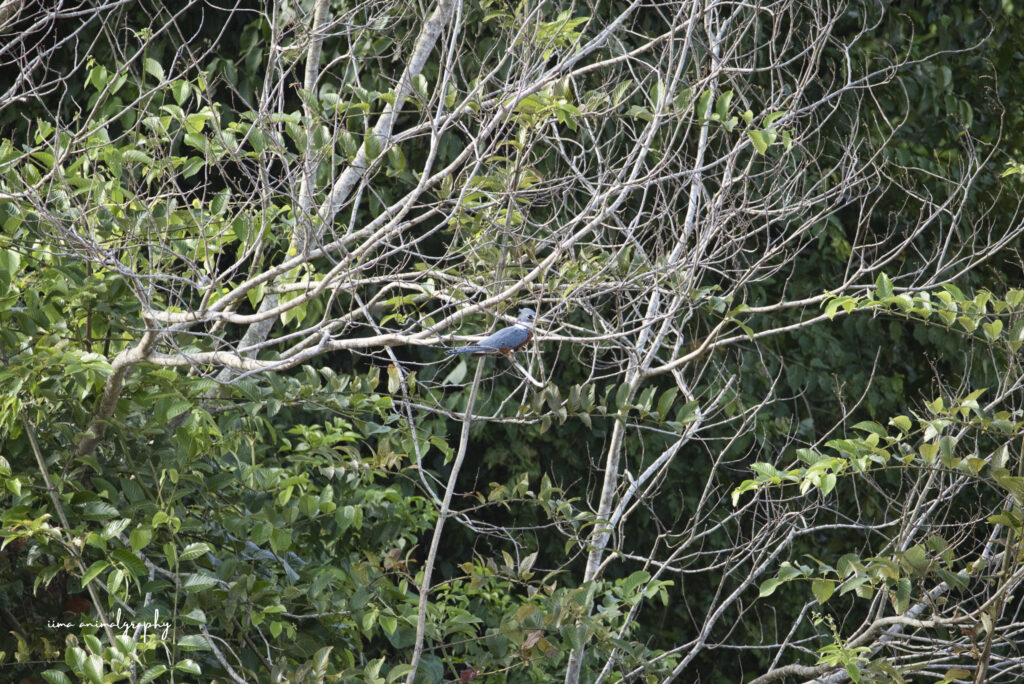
[2, 0, 1024, 682]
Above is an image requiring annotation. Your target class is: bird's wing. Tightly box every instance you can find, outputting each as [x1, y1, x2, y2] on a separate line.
[497, 326, 528, 348]
[477, 326, 512, 348]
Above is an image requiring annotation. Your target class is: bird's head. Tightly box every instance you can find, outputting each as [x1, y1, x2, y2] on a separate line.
[517, 308, 537, 325]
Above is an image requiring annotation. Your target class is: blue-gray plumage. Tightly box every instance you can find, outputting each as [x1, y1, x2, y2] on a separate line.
[444, 308, 537, 355]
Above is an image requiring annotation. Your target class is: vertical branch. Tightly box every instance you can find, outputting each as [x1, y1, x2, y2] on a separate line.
[319, 0, 458, 224]
[228, 0, 459, 365]
[217, 0, 328, 380]
[564, 3, 709, 681]
[297, 0, 332, 232]
[23, 413, 121, 652]
[563, 372, 639, 684]
[405, 357, 485, 682]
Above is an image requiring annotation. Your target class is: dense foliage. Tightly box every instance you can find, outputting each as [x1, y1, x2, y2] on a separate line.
[2, 0, 1024, 683]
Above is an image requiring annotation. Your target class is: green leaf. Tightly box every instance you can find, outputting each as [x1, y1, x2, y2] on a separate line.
[211, 189, 229, 216]
[442, 359, 467, 385]
[747, 129, 768, 154]
[623, 570, 651, 594]
[875, 272, 894, 299]
[919, 443, 939, 464]
[838, 574, 869, 596]
[983, 319, 1003, 340]
[172, 80, 191, 105]
[852, 421, 886, 437]
[902, 545, 929, 575]
[139, 665, 168, 683]
[270, 526, 292, 552]
[615, 382, 631, 411]
[988, 509, 1023, 530]
[82, 655, 104, 684]
[387, 665, 414, 683]
[731, 479, 759, 505]
[993, 471, 1024, 503]
[695, 90, 713, 120]
[177, 634, 212, 651]
[893, 577, 911, 614]
[184, 113, 207, 135]
[175, 659, 202, 675]
[111, 549, 147, 577]
[649, 77, 664, 107]
[130, 526, 153, 552]
[628, 105, 652, 121]
[312, 646, 332, 674]
[182, 156, 205, 178]
[656, 388, 678, 419]
[82, 560, 108, 587]
[182, 608, 208, 625]
[0, 249, 21, 295]
[811, 579, 834, 604]
[179, 542, 211, 562]
[182, 573, 219, 592]
[636, 385, 656, 413]
[65, 646, 86, 671]
[364, 134, 380, 161]
[144, 58, 164, 81]
[889, 415, 912, 433]
[714, 90, 733, 119]
[759, 577, 784, 597]
[42, 671, 73, 684]
[412, 74, 429, 100]
[386, 145, 406, 174]
[88, 64, 109, 91]
[613, 80, 634, 106]
[83, 501, 119, 519]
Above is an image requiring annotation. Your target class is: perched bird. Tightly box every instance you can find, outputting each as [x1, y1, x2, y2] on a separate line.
[444, 308, 537, 356]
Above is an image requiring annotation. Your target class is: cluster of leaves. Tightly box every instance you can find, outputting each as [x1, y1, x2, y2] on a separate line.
[824, 274, 1024, 350]
[741, 384, 1023, 682]
[0, 239, 684, 682]
[2, 0, 1024, 682]
[733, 284, 1024, 679]
[0, 254, 427, 681]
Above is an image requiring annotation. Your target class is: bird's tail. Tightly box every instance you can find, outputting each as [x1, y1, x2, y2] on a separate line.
[444, 346, 483, 355]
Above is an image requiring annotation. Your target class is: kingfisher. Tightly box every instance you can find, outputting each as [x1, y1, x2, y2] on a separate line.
[444, 308, 537, 356]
